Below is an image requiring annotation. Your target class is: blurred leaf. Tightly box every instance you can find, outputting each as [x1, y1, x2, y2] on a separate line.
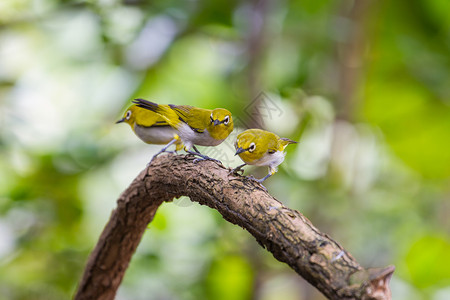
[405, 235, 450, 288]
[148, 207, 167, 231]
[363, 74, 450, 179]
[205, 255, 254, 300]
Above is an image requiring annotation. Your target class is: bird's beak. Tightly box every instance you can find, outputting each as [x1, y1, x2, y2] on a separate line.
[115, 118, 125, 124]
[235, 147, 246, 156]
[213, 119, 220, 126]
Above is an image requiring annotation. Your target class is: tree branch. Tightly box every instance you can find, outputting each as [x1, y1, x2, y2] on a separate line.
[74, 154, 394, 300]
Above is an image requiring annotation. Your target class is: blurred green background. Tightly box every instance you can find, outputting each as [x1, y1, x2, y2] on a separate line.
[1, 0, 449, 299]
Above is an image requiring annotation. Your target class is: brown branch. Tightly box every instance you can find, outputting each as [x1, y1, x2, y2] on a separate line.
[74, 154, 394, 300]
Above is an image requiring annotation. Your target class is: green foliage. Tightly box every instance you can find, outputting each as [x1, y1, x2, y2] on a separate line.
[405, 235, 450, 289]
[205, 255, 254, 300]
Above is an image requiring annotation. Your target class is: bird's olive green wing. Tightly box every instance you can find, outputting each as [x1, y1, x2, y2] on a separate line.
[135, 107, 170, 127]
[169, 105, 211, 133]
[133, 99, 182, 128]
[266, 133, 280, 154]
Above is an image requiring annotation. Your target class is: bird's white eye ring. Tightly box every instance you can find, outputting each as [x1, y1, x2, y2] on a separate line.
[223, 115, 230, 125]
[248, 142, 256, 152]
[126, 111, 132, 120]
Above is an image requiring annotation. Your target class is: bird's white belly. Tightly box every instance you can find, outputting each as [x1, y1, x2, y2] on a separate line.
[134, 124, 176, 144]
[253, 151, 286, 168]
[177, 123, 223, 149]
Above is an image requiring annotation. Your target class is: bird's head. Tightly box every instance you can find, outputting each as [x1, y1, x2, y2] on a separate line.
[116, 105, 139, 126]
[208, 108, 234, 140]
[234, 129, 278, 163]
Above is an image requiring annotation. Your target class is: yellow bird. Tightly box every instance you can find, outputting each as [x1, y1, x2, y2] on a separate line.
[233, 129, 297, 183]
[133, 98, 234, 161]
[116, 104, 183, 151]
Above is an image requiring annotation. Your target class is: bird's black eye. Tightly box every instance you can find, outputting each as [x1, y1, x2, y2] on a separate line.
[223, 115, 230, 125]
[210, 113, 214, 123]
[248, 142, 256, 152]
[126, 111, 132, 120]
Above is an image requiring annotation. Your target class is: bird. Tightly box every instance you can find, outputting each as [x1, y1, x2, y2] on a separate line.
[116, 104, 183, 152]
[132, 98, 234, 162]
[233, 129, 297, 183]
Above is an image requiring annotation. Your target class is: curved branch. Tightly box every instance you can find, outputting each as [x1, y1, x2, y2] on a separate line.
[74, 154, 394, 300]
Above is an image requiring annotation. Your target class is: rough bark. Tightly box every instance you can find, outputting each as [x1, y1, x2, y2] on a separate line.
[74, 154, 394, 300]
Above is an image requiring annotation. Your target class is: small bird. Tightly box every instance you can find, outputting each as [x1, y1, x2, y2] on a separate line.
[233, 129, 297, 183]
[116, 104, 183, 151]
[133, 98, 234, 161]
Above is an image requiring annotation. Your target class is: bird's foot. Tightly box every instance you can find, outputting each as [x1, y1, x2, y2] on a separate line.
[185, 149, 223, 166]
[149, 138, 179, 162]
[150, 149, 174, 162]
[193, 156, 222, 165]
[228, 165, 245, 176]
[247, 175, 268, 191]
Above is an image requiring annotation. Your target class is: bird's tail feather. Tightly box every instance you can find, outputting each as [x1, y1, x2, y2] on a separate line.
[133, 98, 159, 112]
[279, 137, 297, 149]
